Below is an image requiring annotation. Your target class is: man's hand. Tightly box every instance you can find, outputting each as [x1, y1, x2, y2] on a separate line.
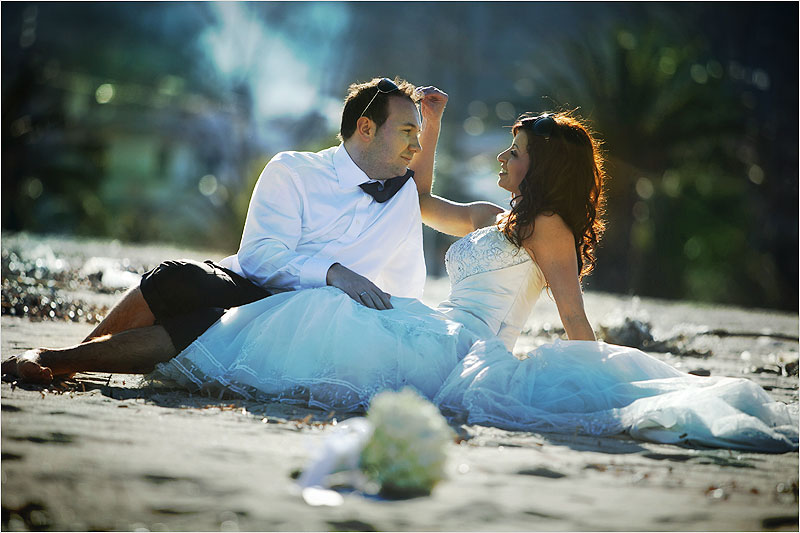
[326, 263, 393, 310]
[415, 86, 448, 124]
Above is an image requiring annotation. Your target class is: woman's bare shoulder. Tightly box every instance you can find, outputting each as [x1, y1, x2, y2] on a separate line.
[532, 212, 571, 238]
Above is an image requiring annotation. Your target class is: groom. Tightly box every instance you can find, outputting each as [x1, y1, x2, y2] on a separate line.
[3, 77, 447, 384]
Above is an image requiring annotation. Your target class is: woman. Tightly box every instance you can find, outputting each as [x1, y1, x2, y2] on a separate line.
[150, 92, 797, 452]
[410, 89, 601, 346]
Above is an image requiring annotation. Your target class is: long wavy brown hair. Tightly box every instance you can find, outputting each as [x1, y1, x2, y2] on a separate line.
[499, 110, 607, 280]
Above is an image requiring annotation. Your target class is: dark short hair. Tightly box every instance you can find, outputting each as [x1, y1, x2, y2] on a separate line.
[338, 77, 418, 141]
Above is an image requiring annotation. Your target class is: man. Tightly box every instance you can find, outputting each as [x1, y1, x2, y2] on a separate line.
[3, 77, 446, 384]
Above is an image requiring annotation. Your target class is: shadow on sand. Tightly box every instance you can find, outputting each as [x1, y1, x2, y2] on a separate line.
[1, 371, 772, 466]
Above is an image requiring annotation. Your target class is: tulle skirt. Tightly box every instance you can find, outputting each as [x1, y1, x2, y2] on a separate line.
[434, 339, 798, 452]
[150, 287, 798, 452]
[151, 287, 476, 412]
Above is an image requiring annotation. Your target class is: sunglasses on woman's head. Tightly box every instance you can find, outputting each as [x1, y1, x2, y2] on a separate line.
[528, 113, 556, 139]
[359, 78, 400, 118]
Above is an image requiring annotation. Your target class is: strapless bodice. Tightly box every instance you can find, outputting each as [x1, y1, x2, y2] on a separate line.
[436, 225, 546, 350]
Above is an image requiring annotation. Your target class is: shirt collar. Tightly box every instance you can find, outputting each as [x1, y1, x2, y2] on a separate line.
[334, 143, 372, 189]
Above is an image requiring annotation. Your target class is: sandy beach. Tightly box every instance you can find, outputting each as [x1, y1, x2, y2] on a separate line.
[2, 233, 798, 531]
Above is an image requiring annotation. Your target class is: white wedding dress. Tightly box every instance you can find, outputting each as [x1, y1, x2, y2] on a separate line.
[151, 226, 798, 452]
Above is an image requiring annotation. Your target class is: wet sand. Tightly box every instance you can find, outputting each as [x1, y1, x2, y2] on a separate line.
[2, 234, 798, 531]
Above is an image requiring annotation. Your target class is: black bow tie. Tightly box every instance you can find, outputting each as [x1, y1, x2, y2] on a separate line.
[359, 169, 414, 203]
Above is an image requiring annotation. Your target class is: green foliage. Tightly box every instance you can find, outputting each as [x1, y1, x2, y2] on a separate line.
[524, 22, 793, 309]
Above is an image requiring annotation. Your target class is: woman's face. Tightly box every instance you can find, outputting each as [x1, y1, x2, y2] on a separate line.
[497, 130, 530, 196]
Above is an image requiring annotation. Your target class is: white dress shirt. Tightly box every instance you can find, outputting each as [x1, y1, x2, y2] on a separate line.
[218, 144, 426, 299]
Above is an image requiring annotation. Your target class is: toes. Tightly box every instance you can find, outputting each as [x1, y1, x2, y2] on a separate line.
[18, 361, 53, 385]
[1, 357, 19, 375]
[2, 351, 53, 385]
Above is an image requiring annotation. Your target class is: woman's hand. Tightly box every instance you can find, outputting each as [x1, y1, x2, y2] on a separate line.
[415, 86, 448, 124]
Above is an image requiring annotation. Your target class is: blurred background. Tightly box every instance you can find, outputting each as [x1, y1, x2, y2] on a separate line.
[2, 2, 797, 310]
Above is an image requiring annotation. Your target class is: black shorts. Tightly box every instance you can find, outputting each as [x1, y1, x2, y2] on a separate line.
[140, 259, 271, 352]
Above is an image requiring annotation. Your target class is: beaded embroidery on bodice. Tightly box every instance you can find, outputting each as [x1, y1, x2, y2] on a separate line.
[439, 225, 546, 350]
[444, 225, 530, 284]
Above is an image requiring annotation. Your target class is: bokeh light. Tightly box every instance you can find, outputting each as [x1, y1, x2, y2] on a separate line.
[495, 102, 516, 121]
[463, 116, 484, 136]
[95, 83, 114, 104]
[199, 175, 218, 197]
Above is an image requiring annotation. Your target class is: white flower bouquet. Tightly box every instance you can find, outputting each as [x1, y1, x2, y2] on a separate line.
[360, 388, 455, 496]
[297, 388, 454, 502]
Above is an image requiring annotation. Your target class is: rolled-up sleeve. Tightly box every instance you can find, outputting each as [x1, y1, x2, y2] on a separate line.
[237, 160, 334, 290]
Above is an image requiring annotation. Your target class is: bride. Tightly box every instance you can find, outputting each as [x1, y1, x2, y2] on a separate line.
[151, 89, 797, 453]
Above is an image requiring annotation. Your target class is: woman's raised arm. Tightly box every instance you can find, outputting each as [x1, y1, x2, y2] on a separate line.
[410, 87, 503, 237]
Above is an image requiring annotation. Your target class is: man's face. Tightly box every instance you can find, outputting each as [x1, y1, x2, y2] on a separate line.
[365, 96, 422, 180]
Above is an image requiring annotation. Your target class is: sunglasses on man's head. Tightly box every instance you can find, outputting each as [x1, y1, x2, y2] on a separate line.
[359, 78, 400, 118]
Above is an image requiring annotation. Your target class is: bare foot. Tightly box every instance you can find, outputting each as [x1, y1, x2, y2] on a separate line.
[1, 349, 54, 384]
